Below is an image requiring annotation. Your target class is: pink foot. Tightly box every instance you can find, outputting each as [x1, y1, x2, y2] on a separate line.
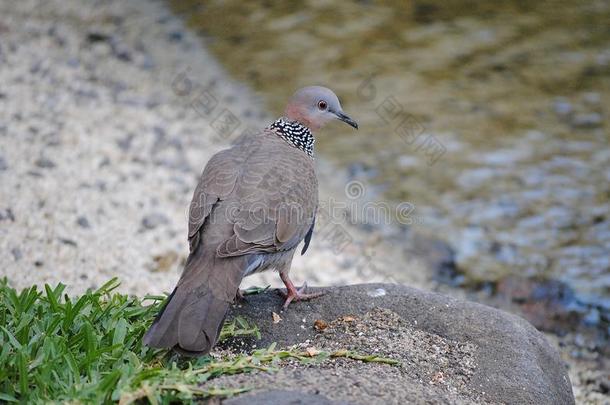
[278, 274, 325, 309]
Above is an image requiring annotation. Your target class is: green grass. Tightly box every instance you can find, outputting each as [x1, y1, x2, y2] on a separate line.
[0, 278, 398, 404]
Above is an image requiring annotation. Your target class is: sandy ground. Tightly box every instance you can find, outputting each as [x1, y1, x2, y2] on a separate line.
[0, 0, 427, 296]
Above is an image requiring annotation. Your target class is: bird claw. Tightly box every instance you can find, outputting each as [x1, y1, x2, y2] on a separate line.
[276, 281, 307, 298]
[278, 282, 326, 309]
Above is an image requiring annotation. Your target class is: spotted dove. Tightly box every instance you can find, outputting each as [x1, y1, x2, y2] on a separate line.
[143, 86, 358, 356]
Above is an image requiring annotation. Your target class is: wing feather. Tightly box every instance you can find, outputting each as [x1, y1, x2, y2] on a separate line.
[189, 131, 317, 258]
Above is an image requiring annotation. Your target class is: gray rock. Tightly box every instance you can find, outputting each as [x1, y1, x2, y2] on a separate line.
[58, 237, 77, 247]
[76, 216, 90, 228]
[116, 133, 134, 151]
[141, 212, 169, 230]
[35, 157, 56, 169]
[11, 248, 22, 261]
[582, 92, 600, 106]
[571, 112, 602, 128]
[222, 284, 574, 405]
[553, 98, 573, 116]
[0, 208, 15, 222]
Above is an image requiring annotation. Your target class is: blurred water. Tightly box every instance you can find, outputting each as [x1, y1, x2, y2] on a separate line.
[171, 1, 609, 327]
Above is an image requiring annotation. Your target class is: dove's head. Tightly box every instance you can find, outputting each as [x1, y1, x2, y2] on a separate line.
[285, 86, 358, 132]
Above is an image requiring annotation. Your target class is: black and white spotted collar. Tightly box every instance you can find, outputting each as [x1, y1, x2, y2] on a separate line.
[267, 117, 315, 158]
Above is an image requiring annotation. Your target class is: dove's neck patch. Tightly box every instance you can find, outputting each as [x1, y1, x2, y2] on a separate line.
[268, 117, 314, 158]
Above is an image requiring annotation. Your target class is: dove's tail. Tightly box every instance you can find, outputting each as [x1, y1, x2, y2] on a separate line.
[143, 249, 244, 357]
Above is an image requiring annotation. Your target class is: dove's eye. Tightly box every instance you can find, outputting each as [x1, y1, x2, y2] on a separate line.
[317, 100, 328, 110]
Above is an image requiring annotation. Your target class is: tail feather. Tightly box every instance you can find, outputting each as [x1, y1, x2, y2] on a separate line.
[178, 292, 230, 354]
[143, 283, 233, 355]
[143, 287, 181, 348]
[143, 252, 243, 356]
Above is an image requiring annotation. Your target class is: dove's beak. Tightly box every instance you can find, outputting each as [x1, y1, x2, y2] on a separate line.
[335, 111, 358, 129]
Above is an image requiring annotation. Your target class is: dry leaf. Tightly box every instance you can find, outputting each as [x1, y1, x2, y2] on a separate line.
[272, 312, 282, 324]
[341, 316, 355, 322]
[305, 347, 320, 357]
[314, 319, 328, 331]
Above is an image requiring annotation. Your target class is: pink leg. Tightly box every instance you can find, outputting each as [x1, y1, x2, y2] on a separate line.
[278, 272, 325, 309]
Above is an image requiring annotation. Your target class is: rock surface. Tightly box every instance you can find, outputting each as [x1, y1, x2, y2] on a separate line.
[224, 390, 350, 405]
[215, 284, 574, 405]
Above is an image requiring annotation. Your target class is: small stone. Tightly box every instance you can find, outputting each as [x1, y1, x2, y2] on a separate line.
[11, 248, 22, 261]
[0, 208, 15, 222]
[168, 30, 183, 42]
[76, 216, 90, 228]
[111, 42, 132, 62]
[553, 98, 572, 116]
[87, 32, 110, 43]
[67, 57, 80, 68]
[116, 133, 134, 151]
[98, 157, 110, 168]
[35, 157, 56, 169]
[367, 288, 386, 297]
[141, 56, 155, 71]
[572, 113, 602, 128]
[0, 156, 7, 170]
[142, 213, 169, 230]
[582, 92, 600, 105]
[574, 334, 586, 348]
[59, 238, 77, 247]
[583, 308, 600, 326]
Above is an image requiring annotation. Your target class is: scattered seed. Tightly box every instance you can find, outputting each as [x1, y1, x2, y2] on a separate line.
[272, 312, 282, 324]
[314, 319, 328, 331]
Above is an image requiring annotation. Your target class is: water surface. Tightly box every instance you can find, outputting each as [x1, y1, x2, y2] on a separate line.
[171, 0, 610, 324]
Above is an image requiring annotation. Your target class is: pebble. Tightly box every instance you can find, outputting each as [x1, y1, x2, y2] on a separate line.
[59, 238, 78, 247]
[571, 113, 602, 128]
[142, 213, 170, 230]
[11, 248, 22, 261]
[553, 98, 573, 116]
[367, 288, 387, 297]
[582, 92, 600, 105]
[76, 216, 90, 228]
[168, 30, 184, 42]
[35, 157, 56, 169]
[0, 208, 15, 222]
[583, 308, 600, 326]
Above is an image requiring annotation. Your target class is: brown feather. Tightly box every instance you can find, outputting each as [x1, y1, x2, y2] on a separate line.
[143, 129, 318, 356]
